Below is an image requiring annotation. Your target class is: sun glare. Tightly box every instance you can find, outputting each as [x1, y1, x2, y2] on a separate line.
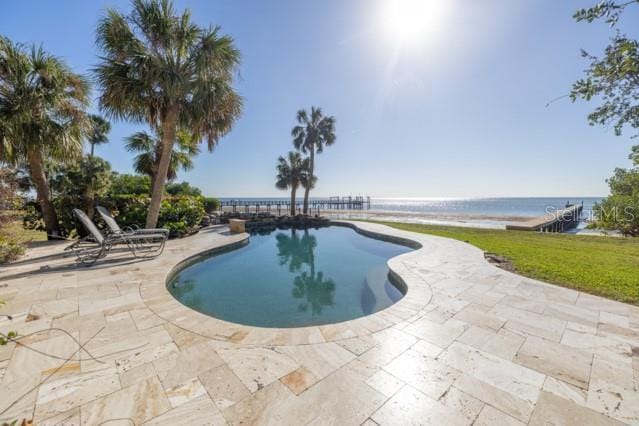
[382, 0, 447, 45]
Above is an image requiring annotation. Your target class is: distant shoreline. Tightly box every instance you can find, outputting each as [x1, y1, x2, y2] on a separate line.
[219, 206, 532, 229]
[320, 210, 611, 235]
[319, 209, 528, 229]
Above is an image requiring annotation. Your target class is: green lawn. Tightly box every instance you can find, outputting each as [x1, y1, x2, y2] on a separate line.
[2, 219, 47, 244]
[371, 221, 639, 305]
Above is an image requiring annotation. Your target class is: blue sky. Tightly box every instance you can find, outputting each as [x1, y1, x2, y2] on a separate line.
[2, 0, 638, 197]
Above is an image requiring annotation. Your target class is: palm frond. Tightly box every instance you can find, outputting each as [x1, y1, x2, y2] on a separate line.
[125, 127, 198, 181]
[125, 131, 155, 152]
[133, 151, 155, 176]
[94, 0, 242, 162]
[289, 106, 336, 156]
[275, 151, 313, 191]
[0, 36, 89, 166]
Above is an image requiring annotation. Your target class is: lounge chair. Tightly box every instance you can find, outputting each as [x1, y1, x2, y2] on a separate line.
[96, 205, 169, 238]
[67, 209, 167, 264]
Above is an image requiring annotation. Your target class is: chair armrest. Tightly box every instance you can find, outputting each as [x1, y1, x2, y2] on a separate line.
[135, 228, 169, 236]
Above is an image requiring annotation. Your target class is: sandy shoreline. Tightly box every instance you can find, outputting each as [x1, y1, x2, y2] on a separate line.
[321, 209, 605, 234]
[219, 207, 593, 230]
[318, 211, 520, 229]
[319, 209, 532, 223]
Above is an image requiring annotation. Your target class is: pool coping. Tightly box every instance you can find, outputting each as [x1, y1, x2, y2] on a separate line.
[140, 220, 439, 346]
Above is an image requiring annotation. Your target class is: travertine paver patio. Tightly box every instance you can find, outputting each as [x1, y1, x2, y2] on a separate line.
[0, 221, 638, 425]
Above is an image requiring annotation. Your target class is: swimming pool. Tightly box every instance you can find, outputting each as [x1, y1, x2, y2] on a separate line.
[167, 225, 413, 328]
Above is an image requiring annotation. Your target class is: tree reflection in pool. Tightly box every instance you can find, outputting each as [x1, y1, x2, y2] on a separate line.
[276, 230, 336, 315]
[168, 225, 412, 328]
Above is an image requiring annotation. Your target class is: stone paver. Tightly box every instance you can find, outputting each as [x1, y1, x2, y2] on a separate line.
[1, 221, 638, 425]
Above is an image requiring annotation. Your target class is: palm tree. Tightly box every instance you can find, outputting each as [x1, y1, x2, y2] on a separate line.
[125, 130, 200, 188]
[292, 107, 336, 214]
[84, 115, 111, 219]
[95, 0, 242, 228]
[87, 115, 111, 157]
[275, 151, 312, 216]
[0, 37, 89, 239]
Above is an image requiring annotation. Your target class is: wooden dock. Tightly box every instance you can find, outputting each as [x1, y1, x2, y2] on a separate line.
[220, 196, 370, 215]
[505, 203, 583, 233]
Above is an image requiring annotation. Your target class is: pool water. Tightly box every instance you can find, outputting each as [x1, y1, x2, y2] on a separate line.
[168, 225, 413, 328]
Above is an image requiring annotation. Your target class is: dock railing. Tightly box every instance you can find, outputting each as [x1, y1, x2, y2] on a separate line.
[219, 196, 371, 216]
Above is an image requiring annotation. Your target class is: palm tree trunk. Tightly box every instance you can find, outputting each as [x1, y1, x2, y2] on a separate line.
[146, 110, 178, 228]
[302, 186, 310, 215]
[27, 150, 60, 240]
[84, 187, 94, 219]
[290, 185, 297, 216]
[303, 149, 314, 214]
[85, 157, 95, 219]
[90, 143, 95, 158]
[150, 172, 156, 197]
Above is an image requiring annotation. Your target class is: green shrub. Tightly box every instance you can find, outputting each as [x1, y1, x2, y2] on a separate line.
[203, 197, 221, 213]
[23, 200, 83, 239]
[22, 202, 44, 233]
[22, 166, 207, 238]
[24, 191, 205, 238]
[104, 194, 205, 237]
[594, 195, 639, 236]
[102, 195, 150, 229]
[165, 181, 202, 197]
[0, 236, 24, 264]
[109, 173, 151, 196]
[22, 156, 112, 238]
[158, 196, 206, 236]
[593, 145, 639, 236]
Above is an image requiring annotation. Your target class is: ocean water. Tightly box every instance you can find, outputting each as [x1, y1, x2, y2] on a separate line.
[221, 196, 602, 221]
[368, 197, 602, 218]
